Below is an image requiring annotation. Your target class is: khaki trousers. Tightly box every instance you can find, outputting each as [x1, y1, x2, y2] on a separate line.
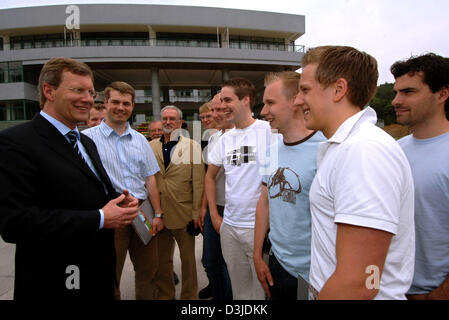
[114, 224, 159, 300]
[154, 227, 198, 300]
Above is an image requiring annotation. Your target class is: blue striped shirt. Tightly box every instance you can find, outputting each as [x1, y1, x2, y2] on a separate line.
[83, 120, 160, 200]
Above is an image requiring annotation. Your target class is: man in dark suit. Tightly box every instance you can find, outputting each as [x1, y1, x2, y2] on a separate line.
[0, 57, 139, 300]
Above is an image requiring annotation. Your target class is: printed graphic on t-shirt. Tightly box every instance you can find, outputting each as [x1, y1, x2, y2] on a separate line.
[267, 167, 302, 204]
[225, 146, 256, 166]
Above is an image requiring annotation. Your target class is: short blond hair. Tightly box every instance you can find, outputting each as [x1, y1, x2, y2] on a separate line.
[302, 46, 378, 108]
[264, 71, 301, 100]
[199, 102, 212, 114]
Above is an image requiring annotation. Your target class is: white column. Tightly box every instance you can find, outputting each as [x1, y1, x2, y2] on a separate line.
[148, 25, 156, 46]
[222, 69, 230, 82]
[221, 28, 229, 48]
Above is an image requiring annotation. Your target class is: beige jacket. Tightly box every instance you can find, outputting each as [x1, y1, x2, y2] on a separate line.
[150, 136, 205, 229]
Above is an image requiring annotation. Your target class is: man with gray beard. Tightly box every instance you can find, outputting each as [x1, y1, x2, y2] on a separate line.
[150, 105, 205, 300]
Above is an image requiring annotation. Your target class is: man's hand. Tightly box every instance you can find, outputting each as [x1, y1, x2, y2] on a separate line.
[198, 207, 207, 232]
[254, 255, 273, 299]
[102, 193, 139, 229]
[193, 218, 201, 230]
[210, 213, 223, 234]
[151, 217, 164, 236]
[118, 189, 138, 208]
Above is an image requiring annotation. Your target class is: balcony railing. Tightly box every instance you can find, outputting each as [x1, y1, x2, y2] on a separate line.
[4, 38, 305, 53]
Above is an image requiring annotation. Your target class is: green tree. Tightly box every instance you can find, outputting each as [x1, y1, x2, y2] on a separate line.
[370, 83, 397, 125]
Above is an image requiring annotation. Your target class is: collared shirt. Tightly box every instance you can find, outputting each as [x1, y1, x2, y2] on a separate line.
[309, 107, 415, 300]
[83, 120, 160, 200]
[39, 110, 105, 228]
[40, 110, 102, 180]
[160, 135, 179, 169]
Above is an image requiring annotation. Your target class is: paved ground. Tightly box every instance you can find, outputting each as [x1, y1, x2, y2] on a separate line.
[0, 237, 14, 300]
[0, 235, 208, 300]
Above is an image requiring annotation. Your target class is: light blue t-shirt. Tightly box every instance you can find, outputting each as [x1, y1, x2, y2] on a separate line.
[263, 131, 326, 280]
[399, 131, 449, 294]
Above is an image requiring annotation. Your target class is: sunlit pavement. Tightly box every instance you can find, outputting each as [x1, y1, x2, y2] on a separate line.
[0, 235, 208, 300]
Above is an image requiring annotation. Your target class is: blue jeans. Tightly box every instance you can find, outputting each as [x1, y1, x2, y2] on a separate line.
[201, 206, 232, 300]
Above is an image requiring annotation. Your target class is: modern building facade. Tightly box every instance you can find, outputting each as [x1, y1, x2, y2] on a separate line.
[0, 4, 305, 128]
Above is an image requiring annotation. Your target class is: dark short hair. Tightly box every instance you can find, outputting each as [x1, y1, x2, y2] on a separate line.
[38, 57, 93, 108]
[391, 53, 449, 113]
[221, 78, 256, 109]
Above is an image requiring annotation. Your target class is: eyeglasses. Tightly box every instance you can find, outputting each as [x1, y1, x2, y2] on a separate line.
[57, 85, 97, 98]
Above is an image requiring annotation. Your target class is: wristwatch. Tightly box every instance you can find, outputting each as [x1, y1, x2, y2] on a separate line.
[155, 213, 164, 218]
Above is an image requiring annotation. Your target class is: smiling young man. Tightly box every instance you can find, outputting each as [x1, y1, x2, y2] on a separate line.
[83, 81, 163, 300]
[0, 57, 139, 299]
[297, 46, 415, 300]
[391, 53, 449, 300]
[206, 78, 271, 300]
[254, 71, 325, 300]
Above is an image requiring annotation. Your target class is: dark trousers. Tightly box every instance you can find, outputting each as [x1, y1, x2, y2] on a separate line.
[201, 206, 233, 300]
[269, 252, 298, 300]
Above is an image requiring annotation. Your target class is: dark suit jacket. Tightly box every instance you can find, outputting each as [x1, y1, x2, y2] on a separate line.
[0, 114, 118, 300]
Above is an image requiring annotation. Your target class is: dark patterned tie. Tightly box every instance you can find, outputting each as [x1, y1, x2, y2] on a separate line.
[66, 131, 80, 153]
[66, 130, 87, 164]
[67, 132, 103, 186]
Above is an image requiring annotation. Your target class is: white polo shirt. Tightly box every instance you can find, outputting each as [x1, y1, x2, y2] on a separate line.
[309, 107, 415, 300]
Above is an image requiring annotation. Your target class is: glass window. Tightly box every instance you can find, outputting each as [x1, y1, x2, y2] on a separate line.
[12, 42, 22, 50]
[175, 90, 193, 97]
[198, 89, 211, 97]
[0, 102, 7, 121]
[8, 62, 23, 82]
[23, 67, 39, 85]
[22, 35, 33, 49]
[25, 100, 40, 120]
[0, 62, 7, 83]
[11, 102, 25, 120]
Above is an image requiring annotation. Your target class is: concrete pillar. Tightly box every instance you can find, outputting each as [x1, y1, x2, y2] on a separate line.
[222, 68, 230, 82]
[148, 26, 156, 46]
[221, 28, 229, 48]
[6, 103, 12, 120]
[151, 67, 161, 120]
[1, 36, 10, 50]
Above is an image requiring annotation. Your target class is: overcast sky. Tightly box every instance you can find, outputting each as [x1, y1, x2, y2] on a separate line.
[1, 0, 448, 84]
